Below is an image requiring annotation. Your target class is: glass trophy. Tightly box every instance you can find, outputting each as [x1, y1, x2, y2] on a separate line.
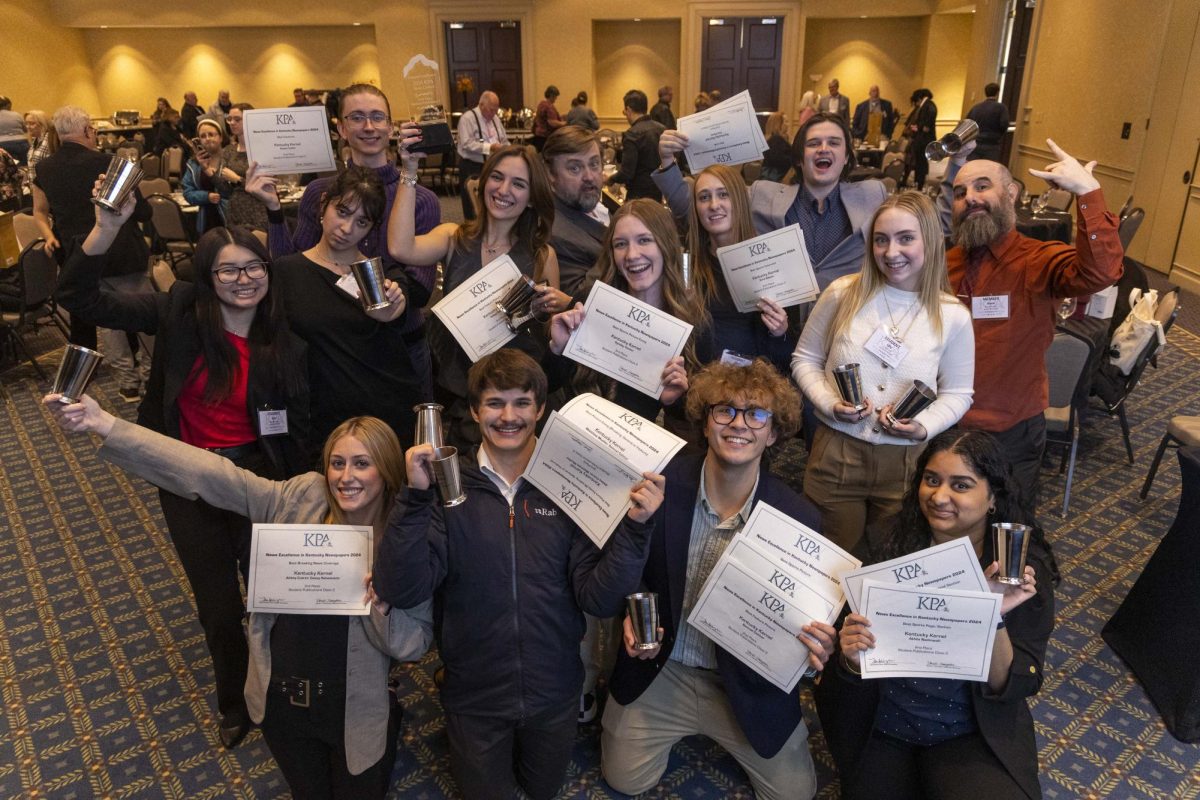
[402, 54, 454, 155]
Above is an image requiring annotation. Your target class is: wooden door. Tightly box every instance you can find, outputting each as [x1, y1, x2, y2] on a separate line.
[444, 21, 524, 113]
[700, 16, 782, 111]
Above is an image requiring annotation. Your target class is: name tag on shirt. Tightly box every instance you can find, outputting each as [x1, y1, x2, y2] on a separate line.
[971, 294, 1009, 319]
[258, 408, 289, 436]
[335, 273, 360, 299]
[864, 325, 909, 368]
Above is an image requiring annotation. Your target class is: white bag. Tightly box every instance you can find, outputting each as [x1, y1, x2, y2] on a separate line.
[1108, 288, 1165, 375]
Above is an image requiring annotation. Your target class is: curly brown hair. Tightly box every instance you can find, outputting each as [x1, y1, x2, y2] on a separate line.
[685, 358, 802, 445]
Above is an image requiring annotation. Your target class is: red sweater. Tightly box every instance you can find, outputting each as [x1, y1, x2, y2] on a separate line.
[947, 190, 1123, 431]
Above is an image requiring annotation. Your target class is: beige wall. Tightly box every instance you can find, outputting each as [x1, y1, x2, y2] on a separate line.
[2, 0, 100, 113]
[592, 20, 681, 120]
[802, 16, 927, 118]
[920, 13, 972, 126]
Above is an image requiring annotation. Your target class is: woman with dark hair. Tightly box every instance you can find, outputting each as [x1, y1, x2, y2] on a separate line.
[182, 116, 231, 232]
[217, 102, 268, 230]
[904, 88, 937, 189]
[531, 84, 565, 151]
[388, 136, 570, 448]
[816, 429, 1056, 800]
[44, 395, 433, 800]
[151, 96, 173, 124]
[565, 90, 599, 131]
[151, 108, 189, 157]
[272, 166, 420, 455]
[56, 192, 310, 751]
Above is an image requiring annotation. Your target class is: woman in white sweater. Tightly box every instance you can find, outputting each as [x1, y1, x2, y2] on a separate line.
[791, 191, 974, 550]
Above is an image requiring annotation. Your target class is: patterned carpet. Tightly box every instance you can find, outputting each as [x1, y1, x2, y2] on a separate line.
[2, 320, 1200, 799]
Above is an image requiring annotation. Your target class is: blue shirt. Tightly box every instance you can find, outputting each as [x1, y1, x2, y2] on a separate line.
[875, 677, 976, 745]
[784, 182, 853, 267]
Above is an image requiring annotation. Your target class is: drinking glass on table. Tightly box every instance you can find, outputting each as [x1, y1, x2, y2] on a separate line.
[1057, 297, 1077, 321]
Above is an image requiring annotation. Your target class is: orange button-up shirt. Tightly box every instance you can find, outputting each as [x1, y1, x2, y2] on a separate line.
[947, 190, 1123, 432]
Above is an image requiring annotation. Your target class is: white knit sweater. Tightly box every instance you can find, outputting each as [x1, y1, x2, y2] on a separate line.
[791, 276, 975, 445]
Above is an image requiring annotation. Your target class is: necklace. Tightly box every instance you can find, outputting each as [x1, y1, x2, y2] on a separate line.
[311, 246, 354, 273]
[881, 290, 921, 341]
[483, 239, 507, 256]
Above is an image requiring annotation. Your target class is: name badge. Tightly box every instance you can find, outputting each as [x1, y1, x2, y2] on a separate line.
[720, 349, 754, 367]
[335, 273, 361, 299]
[258, 408, 289, 436]
[863, 325, 909, 368]
[971, 294, 1009, 320]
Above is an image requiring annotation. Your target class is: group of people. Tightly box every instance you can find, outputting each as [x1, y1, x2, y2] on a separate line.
[31, 71, 1125, 800]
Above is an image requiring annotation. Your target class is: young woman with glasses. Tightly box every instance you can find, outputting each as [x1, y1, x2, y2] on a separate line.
[56, 188, 310, 751]
[217, 103, 268, 231]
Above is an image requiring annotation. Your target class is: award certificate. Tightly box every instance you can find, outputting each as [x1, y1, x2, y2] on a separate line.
[247, 524, 372, 615]
[563, 282, 693, 398]
[243, 107, 338, 175]
[842, 537, 989, 615]
[430, 255, 522, 362]
[858, 582, 1002, 681]
[737, 502, 861, 607]
[716, 225, 819, 313]
[676, 90, 768, 172]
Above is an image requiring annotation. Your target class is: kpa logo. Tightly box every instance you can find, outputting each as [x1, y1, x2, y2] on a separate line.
[916, 596, 948, 612]
[893, 562, 927, 582]
[768, 569, 796, 598]
[618, 412, 642, 430]
[470, 281, 490, 297]
[628, 307, 651, 326]
[275, 113, 296, 125]
[304, 532, 333, 547]
[793, 533, 822, 559]
[560, 487, 582, 511]
[759, 590, 786, 618]
[749, 242, 771, 257]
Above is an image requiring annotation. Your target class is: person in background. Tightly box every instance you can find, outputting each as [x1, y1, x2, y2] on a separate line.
[565, 91, 599, 131]
[694, 92, 713, 114]
[208, 88, 232, 133]
[649, 85, 676, 131]
[602, 359, 837, 800]
[934, 138, 1123, 512]
[182, 116, 231, 234]
[607, 89, 665, 202]
[151, 97, 172, 124]
[852, 85, 896, 143]
[792, 191, 974, 551]
[0, 95, 28, 165]
[0, 148, 20, 211]
[57, 189, 310, 751]
[46, 395, 433, 800]
[151, 108, 189, 158]
[289, 87, 307, 108]
[456, 90, 510, 221]
[23, 109, 53, 183]
[967, 83, 1010, 163]
[819, 78, 850, 124]
[817, 429, 1055, 800]
[219, 103, 268, 230]
[531, 85, 565, 151]
[181, 91, 204, 139]
[247, 83, 441, 399]
[541, 125, 607, 298]
[375, 349, 661, 800]
[904, 88, 937, 189]
[797, 90, 820, 129]
[761, 111, 792, 183]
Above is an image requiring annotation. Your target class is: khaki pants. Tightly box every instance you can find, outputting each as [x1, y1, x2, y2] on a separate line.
[601, 660, 817, 800]
[803, 424, 922, 552]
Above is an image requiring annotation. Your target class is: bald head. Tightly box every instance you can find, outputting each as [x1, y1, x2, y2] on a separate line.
[951, 159, 1019, 249]
[479, 91, 500, 119]
[869, 85, 880, 100]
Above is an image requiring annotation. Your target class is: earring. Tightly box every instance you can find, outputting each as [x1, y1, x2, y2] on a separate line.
[988, 505, 996, 514]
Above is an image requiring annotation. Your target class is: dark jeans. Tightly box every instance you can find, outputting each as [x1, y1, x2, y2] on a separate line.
[261, 682, 401, 800]
[445, 700, 578, 800]
[840, 731, 1030, 800]
[984, 412, 1047, 517]
[458, 158, 483, 221]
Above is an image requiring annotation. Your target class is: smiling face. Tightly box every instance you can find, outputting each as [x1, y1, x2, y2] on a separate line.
[872, 208, 925, 291]
[210, 244, 268, 311]
[694, 173, 735, 245]
[326, 434, 385, 522]
[611, 214, 664, 298]
[25, 115, 43, 139]
[336, 92, 390, 165]
[548, 141, 603, 212]
[471, 387, 543, 457]
[951, 160, 1018, 249]
[919, 450, 994, 543]
[704, 394, 778, 469]
[319, 194, 374, 253]
[801, 121, 848, 190]
[225, 108, 243, 140]
[483, 154, 532, 222]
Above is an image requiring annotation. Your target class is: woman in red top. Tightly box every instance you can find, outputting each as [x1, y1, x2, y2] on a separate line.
[531, 84, 565, 151]
[57, 189, 309, 751]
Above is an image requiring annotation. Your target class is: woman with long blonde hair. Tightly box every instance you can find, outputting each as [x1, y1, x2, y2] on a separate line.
[791, 191, 975, 550]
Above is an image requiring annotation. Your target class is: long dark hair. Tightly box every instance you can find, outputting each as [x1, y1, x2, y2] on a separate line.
[190, 226, 305, 404]
[320, 166, 386, 229]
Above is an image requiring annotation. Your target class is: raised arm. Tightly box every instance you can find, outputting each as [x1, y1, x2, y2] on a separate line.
[387, 122, 459, 266]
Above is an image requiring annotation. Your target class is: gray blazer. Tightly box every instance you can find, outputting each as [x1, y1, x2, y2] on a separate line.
[99, 420, 434, 775]
[549, 195, 607, 299]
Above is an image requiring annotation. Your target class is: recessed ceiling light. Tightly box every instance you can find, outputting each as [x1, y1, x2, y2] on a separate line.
[353, 22, 362, 26]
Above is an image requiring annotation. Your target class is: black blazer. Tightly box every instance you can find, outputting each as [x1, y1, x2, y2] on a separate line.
[608, 452, 824, 758]
[814, 523, 1056, 800]
[57, 249, 311, 478]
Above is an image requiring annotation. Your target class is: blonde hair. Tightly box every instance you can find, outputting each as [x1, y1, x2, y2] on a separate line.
[765, 111, 788, 141]
[798, 91, 819, 112]
[685, 165, 755, 312]
[829, 191, 952, 342]
[320, 417, 406, 529]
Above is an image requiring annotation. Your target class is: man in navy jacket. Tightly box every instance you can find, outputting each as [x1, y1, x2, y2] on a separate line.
[376, 349, 663, 800]
[602, 360, 836, 800]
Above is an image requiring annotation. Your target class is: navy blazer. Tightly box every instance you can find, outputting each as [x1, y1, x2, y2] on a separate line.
[608, 451, 824, 758]
[852, 98, 896, 140]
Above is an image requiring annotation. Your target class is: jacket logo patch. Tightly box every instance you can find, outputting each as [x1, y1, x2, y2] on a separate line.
[523, 499, 559, 517]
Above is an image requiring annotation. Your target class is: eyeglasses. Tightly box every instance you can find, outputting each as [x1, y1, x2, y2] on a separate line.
[708, 404, 774, 430]
[343, 111, 390, 126]
[212, 261, 268, 284]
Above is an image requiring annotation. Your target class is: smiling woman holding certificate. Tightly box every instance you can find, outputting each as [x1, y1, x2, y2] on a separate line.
[817, 430, 1056, 800]
[42, 396, 433, 800]
[791, 192, 975, 551]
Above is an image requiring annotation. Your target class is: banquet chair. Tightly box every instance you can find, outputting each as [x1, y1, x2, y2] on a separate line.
[742, 161, 762, 184]
[164, 146, 184, 184]
[1118, 207, 1145, 252]
[139, 153, 161, 180]
[1042, 188, 1073, 212]
[145, 193, 195, 273]
[12, 211, 41, 249]
[882, 157, 905, 185]
[1043, 331, 1093, 516]
[1140, 415, 1200, 498]
[0, 239, 67, 378]
[1118, 194, 1135, 220]
[139, 177, 172, 197]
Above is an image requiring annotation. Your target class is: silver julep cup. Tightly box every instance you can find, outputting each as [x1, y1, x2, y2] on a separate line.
[349, 257, 390, 311]
[52, 344, 105, 403]
[832, 363, 868, 411]
[680, 251, 692, 291]
[430, 445, 466, 507]
[925, 118, 980, 162]
[496, 275, 538, 331]
[413, 403, 445, 449]
[92, 156, 145, 213]
[992, 523, 1032, 586]
[626, 592, 661, 650]
[892, 380, 937, 420]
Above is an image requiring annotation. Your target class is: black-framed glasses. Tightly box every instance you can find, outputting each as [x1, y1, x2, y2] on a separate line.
[708, 403, 773, 430]
[212, 261, 268, 284]
[343, 111, 390, 126]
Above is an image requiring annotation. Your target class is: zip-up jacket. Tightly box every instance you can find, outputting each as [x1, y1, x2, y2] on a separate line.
[376, 464, 653, 717]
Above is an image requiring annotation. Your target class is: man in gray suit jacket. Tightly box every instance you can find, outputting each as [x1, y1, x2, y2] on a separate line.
[542, 125, 609, 300]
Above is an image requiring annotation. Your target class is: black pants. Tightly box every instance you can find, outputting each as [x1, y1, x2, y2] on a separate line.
[459, 158, 483, 221]
[261, 682, 401, 800]
[157, 445, 266, 723]
[445, 700, 577, 800]
[840, 731, 1030, 800]
[985, 413, 1047, 516]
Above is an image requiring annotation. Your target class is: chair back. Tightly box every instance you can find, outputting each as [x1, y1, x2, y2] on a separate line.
[1155, 288, 1180, 334]
[12, 212, 41, 249]
[140, 177, 172, 196]
[881, 176, 897, 194]
[146, 193, 192, 243]
[882, 157, 905, 184]
[139, 154, 162, 180]
[115, 143, 142, 161]
[1118, 207, 1145, 251]
[164, 146, 184, 179]
[742, 161, 762, 184]
[1118, 194, 1134, 220]
[18, 239, 57, 307]
[1043, 188, 1073, 212]
[1045, 332, 1091, 411]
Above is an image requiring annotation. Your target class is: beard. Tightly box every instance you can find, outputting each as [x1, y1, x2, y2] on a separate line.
[952, 195, 1017, 250]
[561, 183, 601, 212]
